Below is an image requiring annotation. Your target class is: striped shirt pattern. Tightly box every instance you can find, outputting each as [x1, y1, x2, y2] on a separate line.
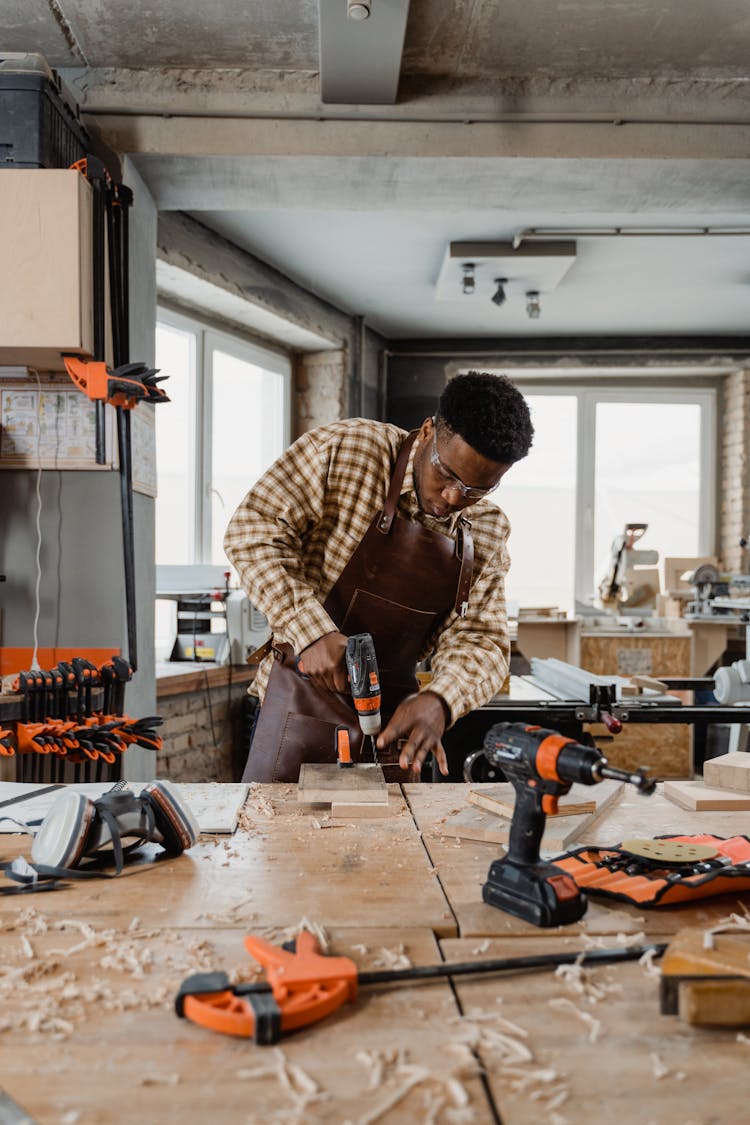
[223, 418, 512, 724]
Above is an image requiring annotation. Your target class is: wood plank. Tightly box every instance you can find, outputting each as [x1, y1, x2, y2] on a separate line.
[469, 783, 596, 819]
[0, 782, 249, 835]
[331, 801, 393, 819]
[442, 934, 750, 1125]
[0, 923, 492, 1125]
[407, 783, 750, 938]
[298, 762, 388, 805]
[663, 779, 750, 811]
[0, 784, 456, 936]
[704, 751, 750, 793]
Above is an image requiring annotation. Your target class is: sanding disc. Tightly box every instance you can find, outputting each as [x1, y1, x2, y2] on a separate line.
[620, 838, 720, 864]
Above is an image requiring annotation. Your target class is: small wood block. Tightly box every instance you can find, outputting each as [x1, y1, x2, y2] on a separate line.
[630, 674, 669, 693]
[331, 801, 392, 819]
[297, 763, 387, 805]
[439, 807, 509, 845]
[663, 779, 750, 811]
[469, 784, 596, 819]
[704, 752, 750, 794]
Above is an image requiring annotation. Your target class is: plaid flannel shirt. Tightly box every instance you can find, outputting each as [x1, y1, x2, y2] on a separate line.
[223, 418, 512, 724]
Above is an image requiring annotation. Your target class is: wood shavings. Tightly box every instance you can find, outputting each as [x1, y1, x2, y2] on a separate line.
[140, 1073, 180, 1086]
[272, 917, 330, 954]
[650, 1053, 668, 1079]
[471, 939, 490, 955]
[638, 946, 662, 977]
[60, 1112, 80, 1125]
[554, 957, 621, 1004]
[548, 997, 602, 1043]
[350, 944, 369, 957]
[370, 944, 412, 970]
[737, 1032, 750, 1046]
[0, 906, 216, 1041]
[703, 910, 750, 949]
[237, 1048, 328, 1122]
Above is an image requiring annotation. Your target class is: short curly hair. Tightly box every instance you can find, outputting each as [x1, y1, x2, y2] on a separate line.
[436, 372, 533, 464]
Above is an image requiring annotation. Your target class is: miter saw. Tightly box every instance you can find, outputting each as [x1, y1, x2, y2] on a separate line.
[598, 523, 660, 611]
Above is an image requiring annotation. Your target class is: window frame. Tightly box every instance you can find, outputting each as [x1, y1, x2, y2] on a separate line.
[508, 380, 717, 609]
[156, 305, 292, 566]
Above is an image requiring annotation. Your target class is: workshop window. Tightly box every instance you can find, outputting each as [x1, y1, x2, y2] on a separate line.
[488, 384, 715, 614]
[155, 310, 291, 567]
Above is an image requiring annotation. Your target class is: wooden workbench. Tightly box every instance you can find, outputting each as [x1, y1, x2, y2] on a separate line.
[1, 781, 749, 1124]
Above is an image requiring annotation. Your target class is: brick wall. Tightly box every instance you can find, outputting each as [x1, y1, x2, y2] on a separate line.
[720, 369, 750, 573]
[156, 679, 253, 782]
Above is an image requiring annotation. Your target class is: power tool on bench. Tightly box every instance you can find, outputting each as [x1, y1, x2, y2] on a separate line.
[465, 722, 656, 927]
[344, 633, 382, 764]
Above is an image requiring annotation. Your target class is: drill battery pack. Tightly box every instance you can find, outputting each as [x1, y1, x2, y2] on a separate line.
[555, 834, 750, 907]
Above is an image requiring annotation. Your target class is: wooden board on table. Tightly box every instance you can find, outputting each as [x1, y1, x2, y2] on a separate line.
[469, 783, 596, 819]
[664, 779, 750, 811]
[703, 751, 750, 793]
[0, 782, 248, 835]
[442, 933, 750, 1125]
[441, 781, 623, 851]
[298, 763, 388, 805]
[0, 924, 493, 1125]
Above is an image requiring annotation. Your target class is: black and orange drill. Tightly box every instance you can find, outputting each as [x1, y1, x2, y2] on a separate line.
[470, 722, 656, 927]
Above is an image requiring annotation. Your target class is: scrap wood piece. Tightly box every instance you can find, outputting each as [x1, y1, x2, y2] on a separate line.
[703, 751, 750, 794]
[297, 762, 387, 806]
[663, 779, 750, 811]
[440, 783, 623, 851]
[469, 783, 600, 819]
[331, 800, 392, 819]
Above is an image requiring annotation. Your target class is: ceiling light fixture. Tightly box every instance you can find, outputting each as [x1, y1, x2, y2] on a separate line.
[491, 278, 507, 307]
[347, 0, 371, 19]
[461, 263, 475, 295]
[525, 290, 541, 319]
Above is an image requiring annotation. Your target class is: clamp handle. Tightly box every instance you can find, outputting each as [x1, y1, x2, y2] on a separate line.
[176, 930, 358, 1042]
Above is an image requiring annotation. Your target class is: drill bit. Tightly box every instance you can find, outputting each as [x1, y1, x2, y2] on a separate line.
[595, 762, 656, 794]
[369, 734, 378, 764]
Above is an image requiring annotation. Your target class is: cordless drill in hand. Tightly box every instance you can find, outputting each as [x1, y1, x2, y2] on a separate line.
[344, 633, 382, 763]
[468, 722, 656, 927]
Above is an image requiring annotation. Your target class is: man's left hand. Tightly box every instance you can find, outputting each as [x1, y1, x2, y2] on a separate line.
[376, 692, 450, 780]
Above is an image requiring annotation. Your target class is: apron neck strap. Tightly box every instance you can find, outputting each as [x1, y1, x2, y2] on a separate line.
[378, 429, 420, 534]
[455, 518, 475, 617]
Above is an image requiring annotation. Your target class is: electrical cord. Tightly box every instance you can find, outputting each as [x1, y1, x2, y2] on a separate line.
[29, 369, 44, 673]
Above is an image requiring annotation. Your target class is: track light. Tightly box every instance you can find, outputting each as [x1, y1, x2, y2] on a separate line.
[491, 278, 507, 307]
[347, 0, 371, 18]
[525, 290, 541, 319]
[461, 263, 475, 295]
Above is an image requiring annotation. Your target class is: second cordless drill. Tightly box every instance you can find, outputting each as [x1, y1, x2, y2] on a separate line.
[466, 722, 656, 927]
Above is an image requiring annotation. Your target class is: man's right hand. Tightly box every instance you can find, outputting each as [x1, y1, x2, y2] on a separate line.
[297, 632, 349, 693]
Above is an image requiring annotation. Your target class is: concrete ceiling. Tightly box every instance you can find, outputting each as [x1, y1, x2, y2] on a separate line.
[5, 0, 750, 340]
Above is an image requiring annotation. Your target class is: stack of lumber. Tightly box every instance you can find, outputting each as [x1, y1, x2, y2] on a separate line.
[664, 752, 750, 811]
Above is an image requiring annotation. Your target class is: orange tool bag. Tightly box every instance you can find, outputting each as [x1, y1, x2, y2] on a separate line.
[555, 835, 750, 906]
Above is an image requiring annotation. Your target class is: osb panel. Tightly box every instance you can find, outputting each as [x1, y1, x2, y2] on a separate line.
[580, 634, 690, 677]
[587, 722, 691, 779]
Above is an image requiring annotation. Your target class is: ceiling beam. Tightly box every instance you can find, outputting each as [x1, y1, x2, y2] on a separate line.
[88, 114, 750, 159]
[318, 0, 410, 105]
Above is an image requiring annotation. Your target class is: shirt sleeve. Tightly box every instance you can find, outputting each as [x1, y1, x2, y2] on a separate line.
[223, 431, 339, 654]
[424, 527, 511, 725]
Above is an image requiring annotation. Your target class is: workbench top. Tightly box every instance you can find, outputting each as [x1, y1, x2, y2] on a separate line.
[1, 781, 748, 1124]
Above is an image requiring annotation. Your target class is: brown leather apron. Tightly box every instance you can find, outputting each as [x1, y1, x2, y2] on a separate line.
[243, 430, 475, 782]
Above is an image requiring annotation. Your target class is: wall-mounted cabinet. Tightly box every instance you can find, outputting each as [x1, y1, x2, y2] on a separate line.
[0, 169, 102, 371]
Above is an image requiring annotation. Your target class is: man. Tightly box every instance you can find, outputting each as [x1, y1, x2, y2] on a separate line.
[224, 371, 533, 782]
